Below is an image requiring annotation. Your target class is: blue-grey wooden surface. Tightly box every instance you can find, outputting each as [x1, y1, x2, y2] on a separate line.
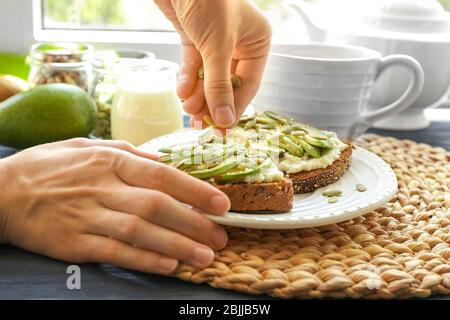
[0, 120, 449, 300]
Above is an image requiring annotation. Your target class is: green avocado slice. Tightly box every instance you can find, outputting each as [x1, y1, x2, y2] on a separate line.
[293, 122, 329, 140]
[281, 136, 305, 157]
[296, 138, 322, 159]
[190, 160, 238, 179]
[302, 134, 333, 149]
[216, 158, 273, 182]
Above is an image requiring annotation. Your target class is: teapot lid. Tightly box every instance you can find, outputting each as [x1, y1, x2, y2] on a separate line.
[364, 0, 450, 34]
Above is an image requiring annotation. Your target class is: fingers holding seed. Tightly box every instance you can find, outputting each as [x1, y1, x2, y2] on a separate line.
[231, 74, 242, 88]
[198, 67, 242, 89]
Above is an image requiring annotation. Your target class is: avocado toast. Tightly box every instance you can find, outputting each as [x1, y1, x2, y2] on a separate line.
[158, 112, 352, 213]
[159, 142, 294, 213]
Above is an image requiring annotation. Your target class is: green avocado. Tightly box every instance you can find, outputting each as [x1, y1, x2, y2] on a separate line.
[0, 84, 97, 149]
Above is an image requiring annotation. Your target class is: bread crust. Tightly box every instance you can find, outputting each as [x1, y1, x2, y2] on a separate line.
[214, 178, 294, 213]
[286, 144, 353, 194]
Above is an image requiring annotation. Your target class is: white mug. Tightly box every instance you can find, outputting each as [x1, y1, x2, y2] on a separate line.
[253, 43, 425, 139]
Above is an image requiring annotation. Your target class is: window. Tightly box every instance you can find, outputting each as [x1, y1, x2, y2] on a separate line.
[34, 0, 450, 44]
[41, 0, 174, 31]
[34, 0, 309, 43]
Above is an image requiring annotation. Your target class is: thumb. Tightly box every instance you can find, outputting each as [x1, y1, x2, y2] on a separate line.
[202, 52, 236, 128]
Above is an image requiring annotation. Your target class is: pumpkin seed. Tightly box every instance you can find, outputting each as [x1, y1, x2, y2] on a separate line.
[204, 115, 229, 129]
[244, 117, 257, 130]
[198, 67, 205, 79]
[356, 184, 367, 192]
[256, 123, 276, 130]
[231, 74, 242, 88]
[239, 114, 256, 123]
[328, 197, 339, 204]
[256, 116, 279, 126]
[91, 101, 112, 140]
[322, 190, 343, 197]
[198, 67, 241, 88]
[264, 111, 290, 125]
[203, 115, 217, 127]
[159, 148, 174, 154]
[291, 130, 307, 136]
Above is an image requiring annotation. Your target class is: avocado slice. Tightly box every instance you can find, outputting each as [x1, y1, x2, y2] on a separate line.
[302, 134, 333, 149]
[190, 160, 238, 179]
[293, 122, 329, 140]
[216, 158, 272, 182]
[281, 135, 305, 157]
[295, 138, 322, 159]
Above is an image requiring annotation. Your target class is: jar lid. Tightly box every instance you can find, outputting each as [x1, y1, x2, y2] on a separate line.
[117, 59, 179, 93]
[364, 0, 450, 34]
[29, 42, 94, 63]
[92, 50, 156, 75]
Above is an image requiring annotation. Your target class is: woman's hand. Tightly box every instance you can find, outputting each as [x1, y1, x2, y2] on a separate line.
[0, 139, 230, 274]
[155, 0, 272, 129]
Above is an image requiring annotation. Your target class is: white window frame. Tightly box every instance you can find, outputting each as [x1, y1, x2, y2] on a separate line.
[32, 0, 180, 44]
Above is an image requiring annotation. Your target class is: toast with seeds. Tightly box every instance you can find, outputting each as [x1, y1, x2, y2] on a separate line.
[158, 112, 352, 213]
[159, 143, 294, 213]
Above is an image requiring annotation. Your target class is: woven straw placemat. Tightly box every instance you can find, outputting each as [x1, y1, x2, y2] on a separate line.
[175, 134, 450, 299]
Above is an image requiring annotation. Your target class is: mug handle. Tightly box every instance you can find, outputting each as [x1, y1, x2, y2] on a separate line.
[350, 55, 424, 138]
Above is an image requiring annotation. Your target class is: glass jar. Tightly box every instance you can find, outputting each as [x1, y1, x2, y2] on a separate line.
[28, 42, 94, 92]
[111, 60, 183, 146]
[91, 50, 156, 139]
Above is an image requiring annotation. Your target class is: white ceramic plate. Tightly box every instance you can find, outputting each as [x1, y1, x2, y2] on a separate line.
[141, 130, 397, 230]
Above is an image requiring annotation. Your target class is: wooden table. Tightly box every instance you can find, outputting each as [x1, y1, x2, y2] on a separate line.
[0, 119, 449, 299]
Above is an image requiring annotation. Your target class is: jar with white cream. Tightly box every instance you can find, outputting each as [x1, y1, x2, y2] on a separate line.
[91, 50, 156, 139]
[111, 60, 183, 146]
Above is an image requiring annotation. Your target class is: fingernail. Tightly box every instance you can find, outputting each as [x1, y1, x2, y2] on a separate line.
[210, 195, 230, 214]
[212, 228, 228, 249]
[158, 257, 178, 274]
[214, 105, 235, 127]
[193, 247, 214, 266]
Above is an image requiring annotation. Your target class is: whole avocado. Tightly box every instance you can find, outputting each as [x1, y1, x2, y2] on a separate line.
[0, 84, 97, 149]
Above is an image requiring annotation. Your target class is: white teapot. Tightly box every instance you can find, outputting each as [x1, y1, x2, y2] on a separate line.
[287, 0, 450, 129]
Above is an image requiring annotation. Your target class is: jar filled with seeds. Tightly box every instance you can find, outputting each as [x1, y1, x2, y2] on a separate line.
[28, 42, 94, 92]
[91, 50, 155, 139]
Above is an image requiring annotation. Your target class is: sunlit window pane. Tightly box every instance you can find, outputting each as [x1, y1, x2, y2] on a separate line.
[42, 0, 174, 31]
[41, 0, 450, 41]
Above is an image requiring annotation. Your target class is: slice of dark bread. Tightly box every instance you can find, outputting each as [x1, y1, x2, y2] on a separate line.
[286, 144, 353, 194]
[214, 178, 294, 213]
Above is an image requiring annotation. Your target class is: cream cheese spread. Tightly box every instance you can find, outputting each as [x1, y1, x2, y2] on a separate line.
[243, 162, 284, 183]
